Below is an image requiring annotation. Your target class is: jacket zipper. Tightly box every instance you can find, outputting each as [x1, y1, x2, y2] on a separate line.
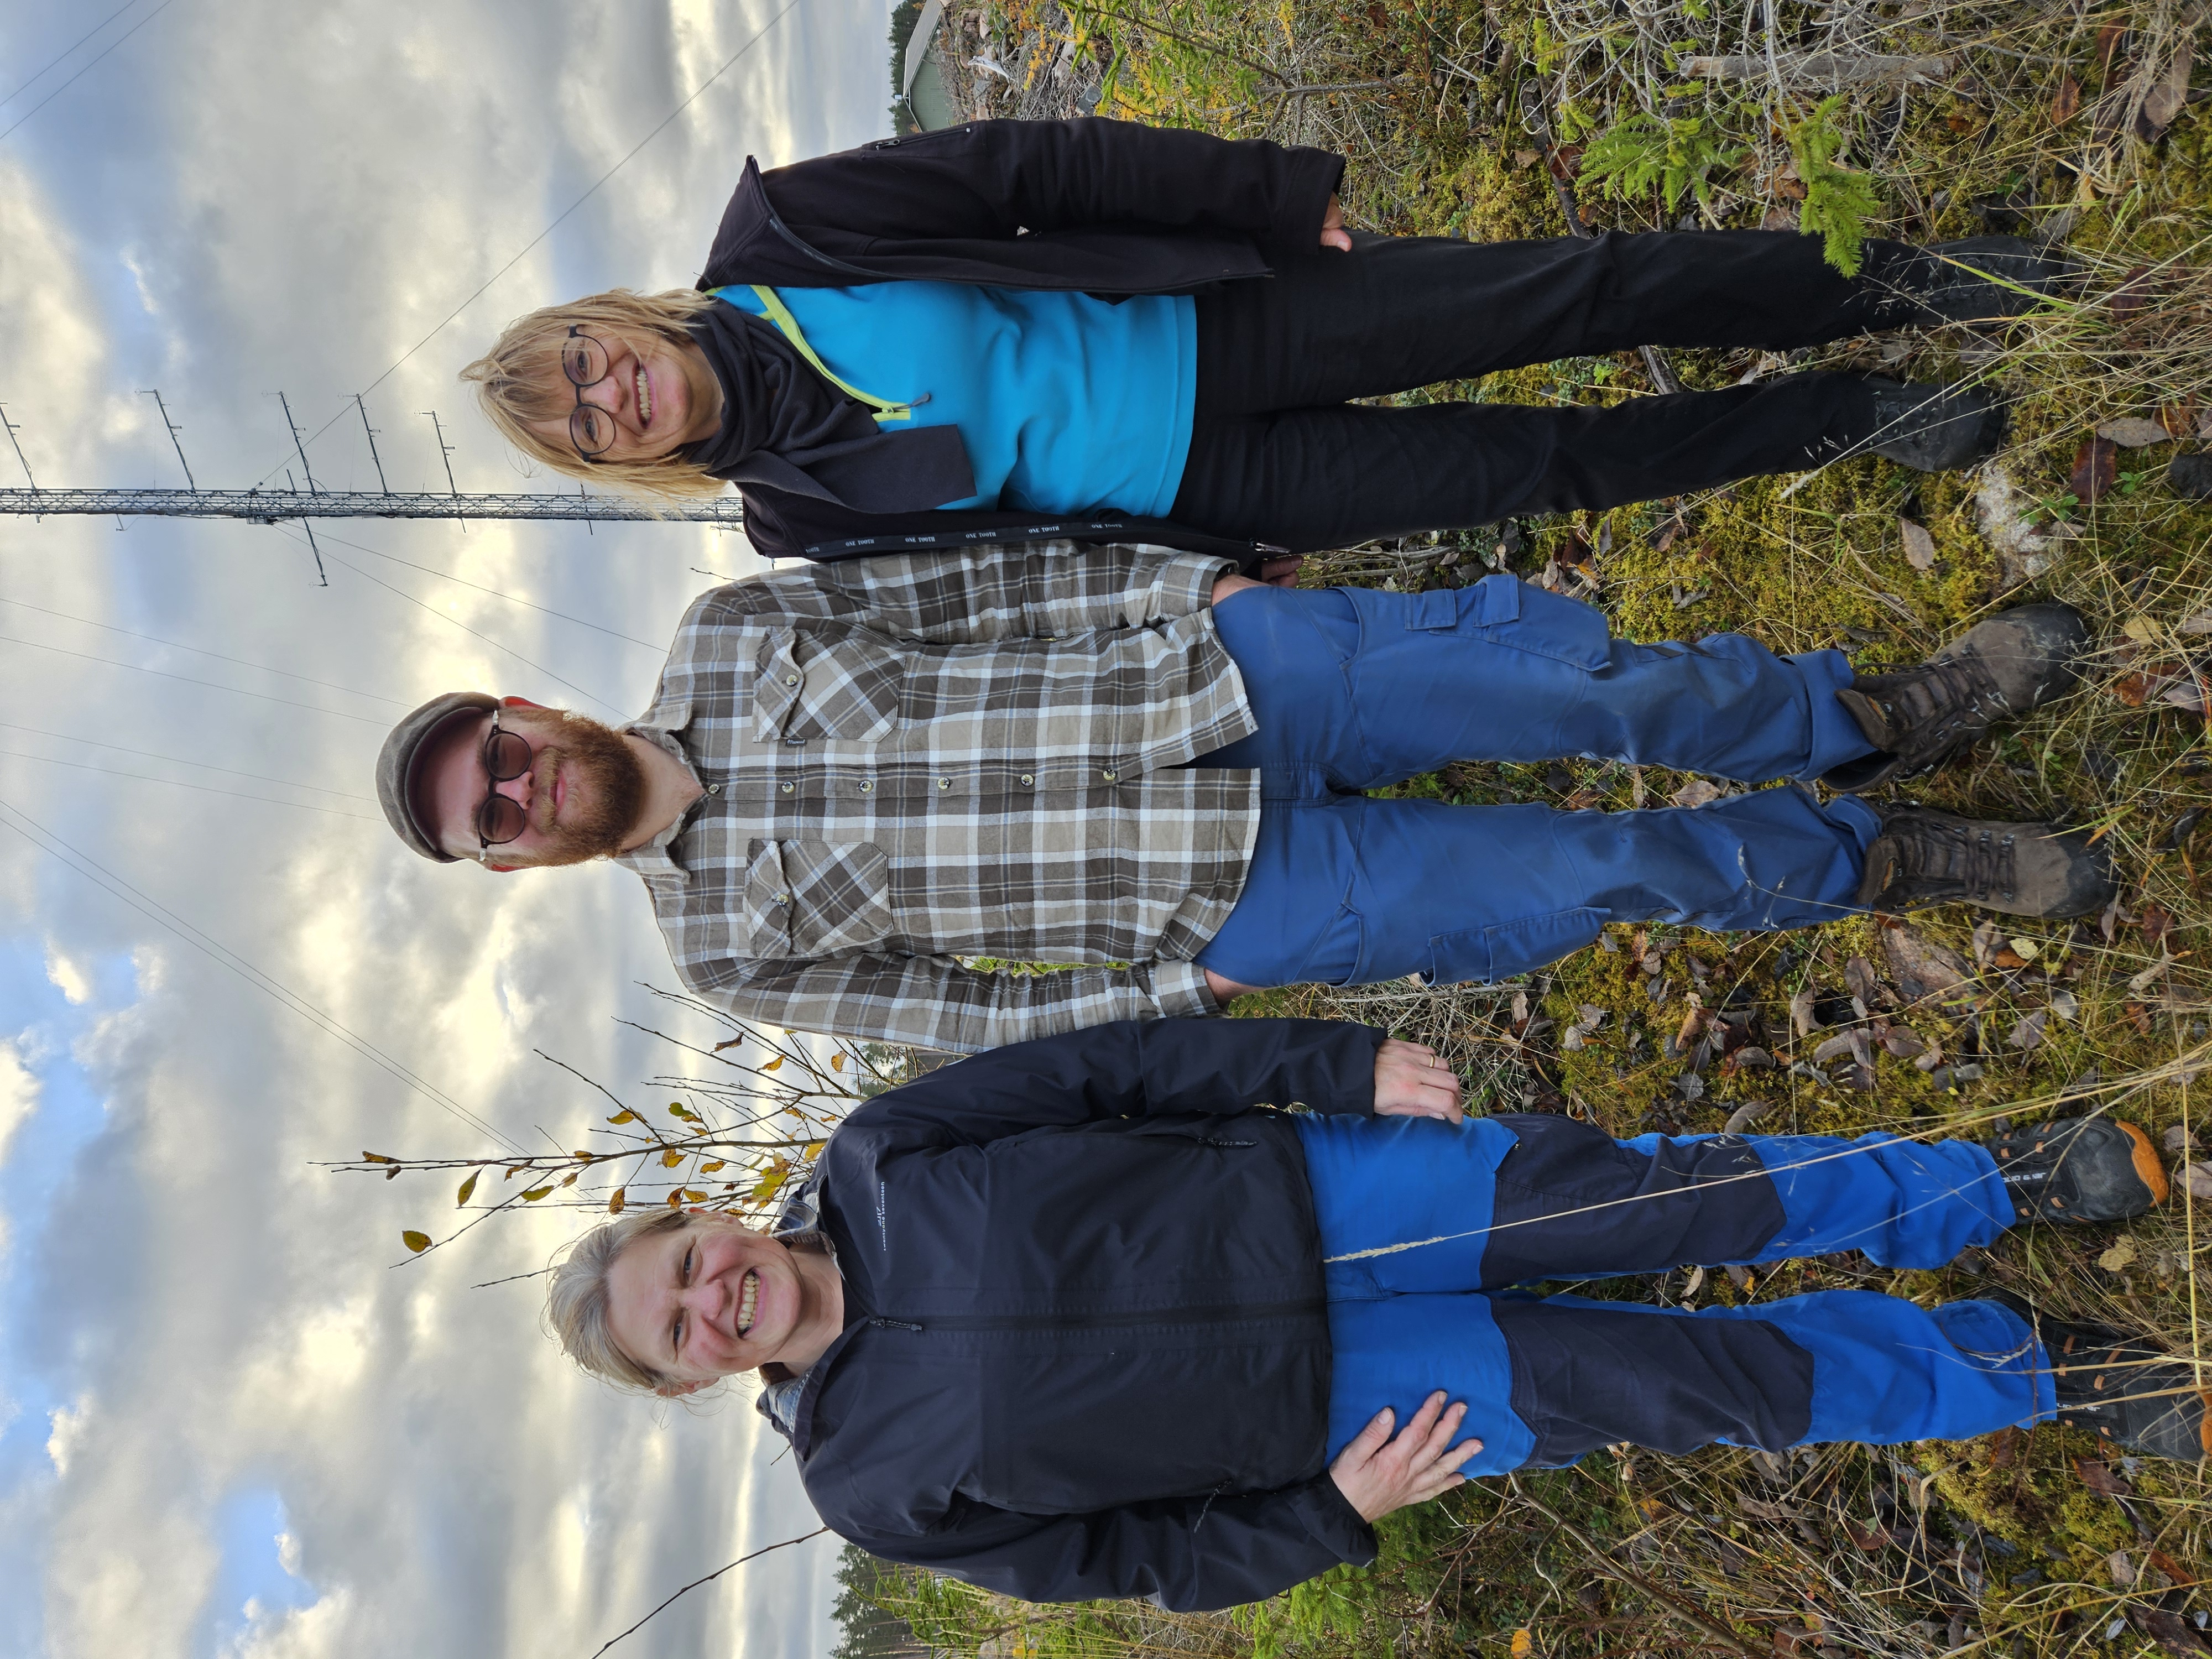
[871, 1296, 1322, 1335]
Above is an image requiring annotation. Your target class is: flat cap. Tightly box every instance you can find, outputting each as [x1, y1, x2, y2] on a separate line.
[377, 691, 500, 863]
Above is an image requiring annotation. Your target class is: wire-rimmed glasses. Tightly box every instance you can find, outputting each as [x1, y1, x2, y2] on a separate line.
[563, 327, 617, 460]
[473, 711, 535, 859]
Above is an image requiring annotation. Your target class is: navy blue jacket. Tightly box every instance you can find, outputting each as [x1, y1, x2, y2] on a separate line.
[760, 1017, 1387, 1609]
[691, 118, 1345, 565]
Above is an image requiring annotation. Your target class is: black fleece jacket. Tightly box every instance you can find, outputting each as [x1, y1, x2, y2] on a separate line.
[688, 117, 1346, 565]
[761, 1016, 1388, 1610]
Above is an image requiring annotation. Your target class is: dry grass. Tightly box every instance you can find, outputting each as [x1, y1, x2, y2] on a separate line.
[841, 4, 2212, 1655]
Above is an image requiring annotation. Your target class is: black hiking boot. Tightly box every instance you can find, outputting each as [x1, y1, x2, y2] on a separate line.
[1823, 603, 2091, 792]
[1988, 1296, 2212, 1462]
[1986, 1116, 2169, 1223]
[1896, 236, 2079, 327]
[1863, 378, 2007, 471]
[1858, 808, 2116, 919]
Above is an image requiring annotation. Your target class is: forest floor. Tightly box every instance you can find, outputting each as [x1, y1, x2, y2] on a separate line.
[851, 3, 2212, 1655]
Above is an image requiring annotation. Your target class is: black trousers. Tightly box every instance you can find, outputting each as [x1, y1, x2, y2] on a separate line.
[1170, 230, 1937, 552]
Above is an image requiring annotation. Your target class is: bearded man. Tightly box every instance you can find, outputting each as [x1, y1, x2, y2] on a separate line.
[377, 545, 2107, 1053]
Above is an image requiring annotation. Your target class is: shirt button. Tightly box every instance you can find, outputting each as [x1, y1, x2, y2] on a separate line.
[775, 891, 791, 905]
[1020, 774, 1034, 786]
[1102, 769, 1118, 782]
[705, 783, 721, 795]
[783, 674, 799, 686]
[859, 781, 874, 792]
[937, 778, 952, 790]
[780, 782, 794, 794]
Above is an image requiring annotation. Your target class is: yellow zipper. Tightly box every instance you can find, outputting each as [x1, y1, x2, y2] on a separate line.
[709, 285, 915, 424]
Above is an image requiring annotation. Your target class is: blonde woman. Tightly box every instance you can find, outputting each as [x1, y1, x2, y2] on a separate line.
[463, 118, 2065, 565]
[545, 1016, 2191, 1610]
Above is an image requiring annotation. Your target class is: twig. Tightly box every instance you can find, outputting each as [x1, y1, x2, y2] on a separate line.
[585, 1526, 832, 1658]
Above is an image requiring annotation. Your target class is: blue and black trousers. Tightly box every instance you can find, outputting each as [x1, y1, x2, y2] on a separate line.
[1300, 1112, 2053, 1469]
[1196, 578, 1882, 988]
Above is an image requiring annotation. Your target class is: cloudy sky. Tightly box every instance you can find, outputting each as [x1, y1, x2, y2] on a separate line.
[0, 3, 895, 1655]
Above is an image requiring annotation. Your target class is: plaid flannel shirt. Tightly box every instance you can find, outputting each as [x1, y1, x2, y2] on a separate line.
[615, 542, 1261, 1053]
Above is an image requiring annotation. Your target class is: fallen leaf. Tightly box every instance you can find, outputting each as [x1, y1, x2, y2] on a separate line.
[2100, 1235, 2139, 1271]
[2137, 1606, 2212, 1656]
[2077, 1456, 2137, 1498]
[1511, 1628, 1535, 1658]
[2130, 957, 2173, 995]
[2053, 72, 2081, 123]
[2008, 1010, 2049, 1050]
[2127, 999, 2156, 1034]
[2098, 416, 2174, 448]
[1670, 777, 1724, 809]
[2050, 989, 2080, 1020]
[2110, 1549, 2138, 1587]
[2008, 936, 2042, 961]
[2183, 1163, 2212, 1202]
[1790, 987, 1820, 1035]
[1882, 1028, 1927, 1058]
[1994, 948, 2030, 971]
[1990, 1426, 2022, 1469]
[2142, 902, 2176, 946]
[2134, 40, 2194, 142]
[2116, 672, 2152, 707]
[1722, 1100, 1772, 1134]
[1882, 924, 1973, 1001]
[2072, 436, 2120, 502]
[1813, 1034, 1859, 1064]
[1681, 1265, 1707, 1301]
[1973, 917, 2003, 967]
[1900, 518, 1937, 572]
[2166, 1124, 2201, 1152]
[1845, 955, 1881, 1005]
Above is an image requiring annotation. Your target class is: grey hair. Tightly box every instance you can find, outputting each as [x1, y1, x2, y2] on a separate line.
[546, 1209, 696, 1393]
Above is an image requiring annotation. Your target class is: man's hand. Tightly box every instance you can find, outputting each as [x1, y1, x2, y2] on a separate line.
[1203, 967, 1264, 1005]
[1374, 1037, 1463, 1122]
[1328, 1392, 1481, 1522]
[1320, 195, 1352, 253]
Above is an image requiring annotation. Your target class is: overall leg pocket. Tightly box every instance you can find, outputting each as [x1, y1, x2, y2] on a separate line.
[1423, 905, 1603, 985]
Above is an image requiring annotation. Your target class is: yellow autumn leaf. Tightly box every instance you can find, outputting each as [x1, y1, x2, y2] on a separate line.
[608, 1188, 627, 1214]
[684, 1189, 709, 1203]
[521, 1185, 554, 1202]
[830, 1052, 846, 1071]
[751, 1167, 792, 1204]
[401, 1230, 432, 1253]
[606, 1110, 636, 1125]
[761, 1055, 785, 1072]
[559, 1172, 578, 1188]
[700, 1160, 727, 1174]
[803, 1141, 827, 1157]
[661, 1149, 684, 1168]
[1511, 1630, 1534, 1658]
[456, 1171, 478, 1206]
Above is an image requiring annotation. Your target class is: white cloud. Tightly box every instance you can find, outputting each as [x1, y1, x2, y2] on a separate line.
[0, 8, 889, 1658]
[0, 1039, 39, 1166]
[42, 946, 91, 1007]
[46, 1395, 92, 1478]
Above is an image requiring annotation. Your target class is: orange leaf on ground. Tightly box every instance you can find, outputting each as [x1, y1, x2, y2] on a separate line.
[2071, 436, 2119, 502]
[2053, 73, 2081, 123]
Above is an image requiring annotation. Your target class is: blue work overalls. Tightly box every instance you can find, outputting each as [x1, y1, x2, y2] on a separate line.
[1195, 579, 1882, 988]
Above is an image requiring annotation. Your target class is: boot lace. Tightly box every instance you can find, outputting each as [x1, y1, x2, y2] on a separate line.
[1893, 817, 2018, 905]
[1869, 648, 2006, 765]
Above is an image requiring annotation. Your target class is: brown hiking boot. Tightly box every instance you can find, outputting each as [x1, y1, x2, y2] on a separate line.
[1858, 808, 2115, 919]
[1825, 604, 2090, 793]
[1987, 1116, 2168, 1224]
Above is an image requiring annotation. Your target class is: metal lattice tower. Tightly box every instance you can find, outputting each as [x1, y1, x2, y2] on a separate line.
[0, 487, 742, 526]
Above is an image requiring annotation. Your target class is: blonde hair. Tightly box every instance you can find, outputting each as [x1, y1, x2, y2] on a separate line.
[460, 288, 728, 502]
[546, 1209, 697, 1392]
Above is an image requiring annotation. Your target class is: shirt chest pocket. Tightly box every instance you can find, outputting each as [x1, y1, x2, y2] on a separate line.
[745, 839, 893, 957]
[754, 628, 903, 744]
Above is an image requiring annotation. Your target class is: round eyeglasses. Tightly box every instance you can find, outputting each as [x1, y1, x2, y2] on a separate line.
[474, 712, 535, 857]
[563, 327, 617, 460]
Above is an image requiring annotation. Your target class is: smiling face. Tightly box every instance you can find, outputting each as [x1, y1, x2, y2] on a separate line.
[531, 328, 724, 466]
[605, 1217, 827, 1389]
[414, 703, 646, 868]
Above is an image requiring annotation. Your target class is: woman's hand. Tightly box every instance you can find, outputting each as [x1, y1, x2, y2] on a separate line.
[1373, 1038, 1463, 1123]
[1328, 1392, 1481, 1521]
[1320, 195, 1352, 252]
